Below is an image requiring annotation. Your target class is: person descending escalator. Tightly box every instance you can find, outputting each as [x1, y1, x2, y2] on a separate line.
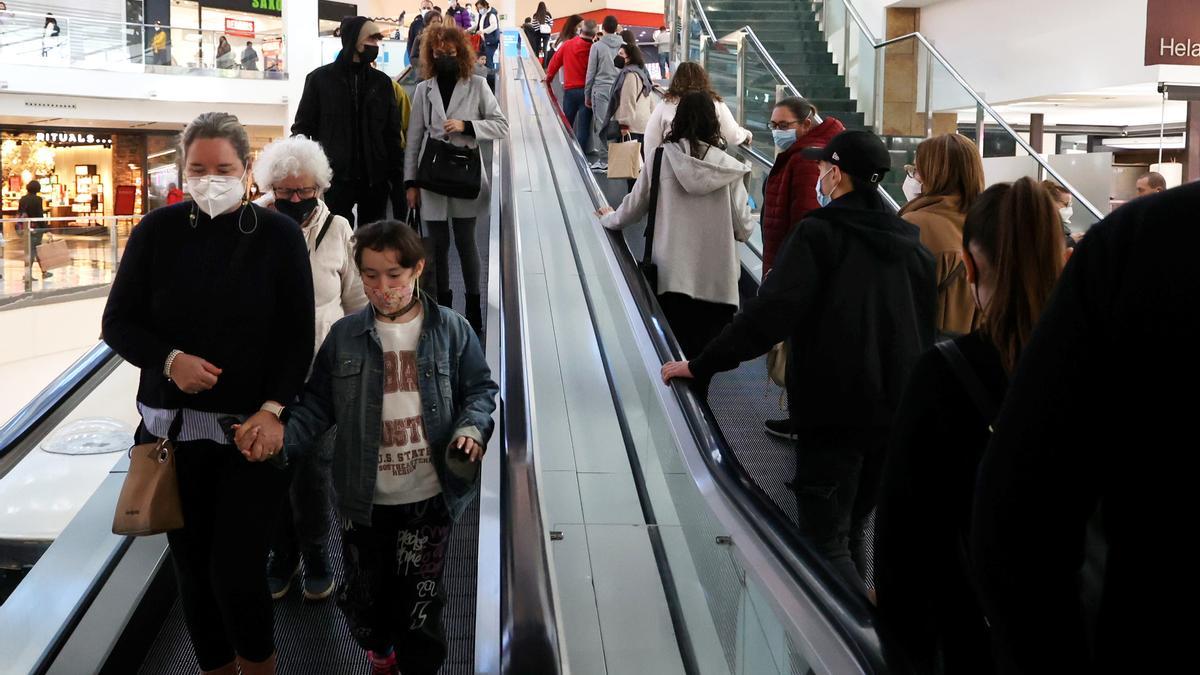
[661, 130, 937, 596]
[236, 220, 498, 675]
[598, 91, 755, 359]
[874, 178, 1068, 674]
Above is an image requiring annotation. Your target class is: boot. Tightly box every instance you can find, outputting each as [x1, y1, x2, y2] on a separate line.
[437, 289, 453, 308]
[201, 663, 237, 675]
[236, 652, 277, 675]
[465, 293, 483, 335]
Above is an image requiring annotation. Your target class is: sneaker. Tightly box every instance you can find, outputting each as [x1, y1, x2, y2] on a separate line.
[266, 554, 300, 600]
[302, 554, 335, 601]
[764, 418, 798, 441]
[367, 649, 399, 675]
[589, 159, 608, 171]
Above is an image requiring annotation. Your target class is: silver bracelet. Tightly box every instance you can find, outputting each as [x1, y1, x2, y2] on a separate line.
[164, 349, 182, 380]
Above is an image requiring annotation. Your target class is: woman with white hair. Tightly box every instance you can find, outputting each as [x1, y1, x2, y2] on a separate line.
[253, 135, 367, 602]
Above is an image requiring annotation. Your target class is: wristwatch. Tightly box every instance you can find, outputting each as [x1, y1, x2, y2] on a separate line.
[260, 401, 285, 418]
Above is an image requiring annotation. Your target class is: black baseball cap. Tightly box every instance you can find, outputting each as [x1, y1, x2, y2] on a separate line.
[801, 129, 892, 185]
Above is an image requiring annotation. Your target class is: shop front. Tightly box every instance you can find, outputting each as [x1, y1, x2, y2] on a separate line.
[145, 0, 286, 71]
[0, 127, 179, 227]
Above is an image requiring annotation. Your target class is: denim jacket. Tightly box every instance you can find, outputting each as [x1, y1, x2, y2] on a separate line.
[285, 296, 498, 525]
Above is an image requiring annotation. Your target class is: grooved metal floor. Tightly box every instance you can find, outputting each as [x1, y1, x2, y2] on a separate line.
[138, 193, 491, 673]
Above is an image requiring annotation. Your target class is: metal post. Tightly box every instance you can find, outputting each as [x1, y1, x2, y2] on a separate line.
[110, 220, 119, 269]
[24, 225, 33, 292]
[735, 38, 747, 126]
[681, 0, 690, 63]
[842, 7, 851, 80]
[699, 35, 708, 72]
[923, 48, 933, 138]
[975, 103, 986, 158]
[776, 84, 787, 104]
[873, 47, 884, 134]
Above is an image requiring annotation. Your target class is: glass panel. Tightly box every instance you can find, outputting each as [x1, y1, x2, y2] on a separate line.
[0, 9, 286, 76]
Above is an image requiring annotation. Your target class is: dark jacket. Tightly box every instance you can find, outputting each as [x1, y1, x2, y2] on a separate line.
[284, 297, 499, 525]
[102, 202, 315, 414]
[761, 116, 845, 274]
[876, 331, 1004, 674]
[18, 193, 44, 219]
[407, 14, 426, 59]
[690, 188, 937, 430]
[292, 16, 404, 188]
[971, 183, 1200, 674]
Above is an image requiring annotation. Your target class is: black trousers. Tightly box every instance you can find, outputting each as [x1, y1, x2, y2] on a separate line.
[792, 427, 888, 595]
[167, 440, 289, 669]
[325, 180, 390, 228]
[338, 497, 453, 675]
[657, 292, 736, 360]
[269, 430, 334, 567]
[427, 217, 481, 298]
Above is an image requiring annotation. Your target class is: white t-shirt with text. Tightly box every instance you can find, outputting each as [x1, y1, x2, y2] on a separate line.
[374, 315, 442, 505]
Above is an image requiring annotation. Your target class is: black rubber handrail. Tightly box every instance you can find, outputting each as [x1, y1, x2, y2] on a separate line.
[495, 41, 564, 675]
[539, 51, 889, 673]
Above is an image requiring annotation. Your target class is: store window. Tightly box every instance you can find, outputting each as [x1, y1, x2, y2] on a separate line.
[146, 133, 183, 212]
[1, 129, 154, 223]
[164, 0, 285, 72]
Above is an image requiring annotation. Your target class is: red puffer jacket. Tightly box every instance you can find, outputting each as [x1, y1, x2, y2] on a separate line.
[761, 116, 845, 274]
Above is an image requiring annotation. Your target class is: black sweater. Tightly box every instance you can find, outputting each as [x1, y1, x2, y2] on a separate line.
[875, 331, 1005, 674]
[970, 183, 1200, 674]
[690, 189, 937, 429]
[102, 202, 315, 414]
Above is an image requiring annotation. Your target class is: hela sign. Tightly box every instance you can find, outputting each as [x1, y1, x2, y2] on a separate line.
[1146, 0, 1200, 66]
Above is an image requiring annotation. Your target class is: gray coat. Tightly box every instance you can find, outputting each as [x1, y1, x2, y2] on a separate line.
[405, 75, 509, 221]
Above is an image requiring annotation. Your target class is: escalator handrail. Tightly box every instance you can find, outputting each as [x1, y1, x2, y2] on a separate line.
[0, 342, 117, 472]
[535, 50, 888, 673]
[494, 39, 564, 675]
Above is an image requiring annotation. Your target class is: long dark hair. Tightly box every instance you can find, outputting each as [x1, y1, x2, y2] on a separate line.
[665, 91, 723, 157]
[619, 30, 646, 68]
[534, 2, 550, 22]
[665, 61, 721, 102]
[558, 14, 582, 44]
[962, 177, 1065, 373]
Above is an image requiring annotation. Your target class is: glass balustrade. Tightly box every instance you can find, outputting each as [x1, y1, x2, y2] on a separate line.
[0, 10, 286, 77]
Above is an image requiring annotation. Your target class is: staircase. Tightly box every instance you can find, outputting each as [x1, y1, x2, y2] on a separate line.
[699, 0, 915, 200]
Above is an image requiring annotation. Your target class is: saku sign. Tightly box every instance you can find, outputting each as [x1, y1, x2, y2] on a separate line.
[200, 0, 283, 19]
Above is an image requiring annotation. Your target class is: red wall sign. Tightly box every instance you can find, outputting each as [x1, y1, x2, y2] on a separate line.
[225, 18, 256, 39]
[1146, 0, 1200, 66]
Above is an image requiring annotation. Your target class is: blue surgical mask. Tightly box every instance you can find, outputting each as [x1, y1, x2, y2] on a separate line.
[815, 167, 834, 207]
[772, 129, 797, 151]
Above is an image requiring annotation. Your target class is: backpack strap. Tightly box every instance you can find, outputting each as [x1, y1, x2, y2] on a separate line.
[643, 147, 666, 267]
[935, 340, 999, 430]
[313, 212, 336, 251]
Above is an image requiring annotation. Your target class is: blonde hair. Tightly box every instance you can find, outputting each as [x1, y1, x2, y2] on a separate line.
[913, 133, 985, 211]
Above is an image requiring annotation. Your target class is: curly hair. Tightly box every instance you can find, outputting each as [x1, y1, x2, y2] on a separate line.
[665, 62, 721, 102]
[420, 25, 475, 80]
[253, 135, 333, 192]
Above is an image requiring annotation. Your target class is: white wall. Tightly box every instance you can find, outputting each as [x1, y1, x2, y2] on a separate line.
[917, 0, 1195, 104]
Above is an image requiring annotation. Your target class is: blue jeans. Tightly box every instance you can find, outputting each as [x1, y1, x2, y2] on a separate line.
[658, 53, 670, 76]
[562, 87, 591, 154]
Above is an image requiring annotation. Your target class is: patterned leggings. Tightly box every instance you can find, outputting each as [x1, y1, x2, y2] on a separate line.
[338, 496, 453, 675]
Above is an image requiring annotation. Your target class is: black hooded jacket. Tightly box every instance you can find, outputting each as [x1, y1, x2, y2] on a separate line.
[690, 188, 937, 429]
[291, 16, 403, 187]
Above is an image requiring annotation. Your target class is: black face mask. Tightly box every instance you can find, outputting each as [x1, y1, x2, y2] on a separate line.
[276, 197, 319, 226]
[435, 55, 459, 77]
[614, 56, 626, 69]
[359, 44, 379, 63]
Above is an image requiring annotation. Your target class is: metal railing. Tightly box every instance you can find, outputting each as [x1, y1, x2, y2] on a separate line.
[673, 0, 1103, 223]
[0, 9, 287, 77]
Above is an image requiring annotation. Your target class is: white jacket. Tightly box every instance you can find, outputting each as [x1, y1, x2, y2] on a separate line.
[643, 98, 754, 162]
[601, 140, 754, 307]
[255, 195, 368, 362]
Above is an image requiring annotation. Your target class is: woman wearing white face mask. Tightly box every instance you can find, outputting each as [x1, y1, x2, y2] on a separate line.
[102, 112, 315, 675]
[1041, 180, 1085, 248]
[899, 133, 985, 340]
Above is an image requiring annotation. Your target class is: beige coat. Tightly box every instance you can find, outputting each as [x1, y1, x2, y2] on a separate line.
[614, 76, 655, 134]
[900, 194, 977, 335]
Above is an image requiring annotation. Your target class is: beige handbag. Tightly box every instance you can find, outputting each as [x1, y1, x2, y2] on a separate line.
[113, 422, 184, 536]
[767, 342, 788, 388]
[607, 135, 644, 180]
[35, 238, 71, 270]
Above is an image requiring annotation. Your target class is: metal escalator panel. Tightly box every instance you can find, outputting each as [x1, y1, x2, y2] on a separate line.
[513, 43, 885, 674]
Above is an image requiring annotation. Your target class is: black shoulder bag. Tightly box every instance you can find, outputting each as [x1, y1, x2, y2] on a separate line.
[415, 86, 482, 200]
[935, 339, 999, 430]
[312, 212, 336, 251]
[641, 147, 666, 293]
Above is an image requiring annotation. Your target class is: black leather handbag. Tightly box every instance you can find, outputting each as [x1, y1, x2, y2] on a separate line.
[416, 136, 482, 200]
